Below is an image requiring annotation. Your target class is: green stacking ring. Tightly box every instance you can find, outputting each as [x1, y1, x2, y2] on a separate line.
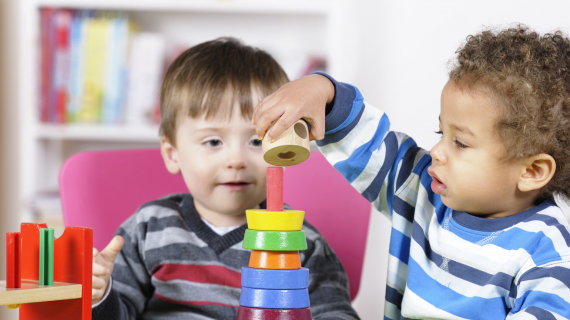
[243, 229, 307, 251]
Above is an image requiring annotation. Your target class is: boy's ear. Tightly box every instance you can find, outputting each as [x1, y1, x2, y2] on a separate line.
[517, 154, 556, 192]
[160, 136, 181, 174]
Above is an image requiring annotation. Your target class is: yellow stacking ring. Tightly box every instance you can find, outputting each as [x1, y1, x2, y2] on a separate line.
[246, 209, 305, 231]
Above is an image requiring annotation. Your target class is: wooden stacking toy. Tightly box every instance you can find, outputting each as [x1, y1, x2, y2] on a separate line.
[1, 223, 92, 320]
[262, 119, 310, 167]
[238, 121, 312, 320]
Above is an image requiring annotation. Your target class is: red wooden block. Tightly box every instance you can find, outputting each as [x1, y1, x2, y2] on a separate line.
[236, 306, 312, 320]
[6, 232, 21, 288]
[19, 223, 93, 320]
[267, 167, 284, 211]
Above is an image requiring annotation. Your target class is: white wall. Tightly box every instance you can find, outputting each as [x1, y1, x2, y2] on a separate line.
[350, 1, 570, 319]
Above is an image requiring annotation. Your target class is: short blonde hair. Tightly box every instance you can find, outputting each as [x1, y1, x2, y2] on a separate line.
[159, 37, 289, 145]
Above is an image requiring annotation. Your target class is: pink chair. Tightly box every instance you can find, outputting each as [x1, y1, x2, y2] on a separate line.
[59, 149, 371, 300]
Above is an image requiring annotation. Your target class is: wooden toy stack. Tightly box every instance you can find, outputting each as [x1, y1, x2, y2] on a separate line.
[237, 120, 313, 320]
[1, 223, 92, 320]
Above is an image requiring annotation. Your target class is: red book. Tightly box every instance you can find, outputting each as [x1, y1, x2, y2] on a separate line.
[53, 9, 73, 123]
[39, 8, 54, 123]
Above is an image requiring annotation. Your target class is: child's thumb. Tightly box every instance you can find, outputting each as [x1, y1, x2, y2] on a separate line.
[308, 119, 325, 141]
[100, 235, 124, 263]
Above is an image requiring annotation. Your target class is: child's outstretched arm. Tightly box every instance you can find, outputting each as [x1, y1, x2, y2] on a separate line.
[254, 73, 431, 219]
[252, 73, 335, 142]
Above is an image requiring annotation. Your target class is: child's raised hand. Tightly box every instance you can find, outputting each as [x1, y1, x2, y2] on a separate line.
[92, 235, 124, 304]
[252, 74, 335, 143]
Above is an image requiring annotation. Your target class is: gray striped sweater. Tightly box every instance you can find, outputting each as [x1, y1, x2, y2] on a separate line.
[92, 193, 360, 320]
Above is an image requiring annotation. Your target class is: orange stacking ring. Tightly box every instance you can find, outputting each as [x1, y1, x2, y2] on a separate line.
[249, 250, 301, 269]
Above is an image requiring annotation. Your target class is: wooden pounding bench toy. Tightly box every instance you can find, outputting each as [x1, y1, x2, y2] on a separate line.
[1, 223, 92, 320]
[237, 120, 313, 320]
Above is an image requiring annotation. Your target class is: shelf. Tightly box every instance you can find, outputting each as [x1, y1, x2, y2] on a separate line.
[0, 280, 82, 306]
[36, 123, 160, 142]
[33, 0, 329, 15]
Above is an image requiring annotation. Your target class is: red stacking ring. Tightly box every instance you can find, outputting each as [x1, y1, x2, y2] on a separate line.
[236, 306, 312, 320]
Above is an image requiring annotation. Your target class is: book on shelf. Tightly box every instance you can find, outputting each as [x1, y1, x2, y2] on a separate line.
[124, 32, 166, 125]
[39, 7, 327, 127]
[53, 9, 73, 123]
[40, 8, 54, 123]
[40, 9, 165, 126]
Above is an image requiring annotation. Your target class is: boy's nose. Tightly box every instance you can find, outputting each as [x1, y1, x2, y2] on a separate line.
[225, 150, 247, 170]
[430, 142, 447, 165]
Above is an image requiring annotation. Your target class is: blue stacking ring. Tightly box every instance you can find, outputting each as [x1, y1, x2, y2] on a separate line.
[239, 287, 310, 309]
[241, 267, 309, 289]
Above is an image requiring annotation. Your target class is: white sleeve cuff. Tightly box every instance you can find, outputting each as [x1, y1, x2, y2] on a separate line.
[91, 276, 113, 308]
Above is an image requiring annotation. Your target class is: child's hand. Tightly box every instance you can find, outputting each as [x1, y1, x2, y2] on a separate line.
[252, 74, 335, 143]
[92, 235, 124, 304]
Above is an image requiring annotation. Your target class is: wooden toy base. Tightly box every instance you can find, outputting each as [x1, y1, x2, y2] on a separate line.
[236, 306, 312, 320]
[2, 223, 92, 319]
[0, 280, 81, 306]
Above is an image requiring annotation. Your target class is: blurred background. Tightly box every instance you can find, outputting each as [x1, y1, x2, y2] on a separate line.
[2, 0, 570, 319]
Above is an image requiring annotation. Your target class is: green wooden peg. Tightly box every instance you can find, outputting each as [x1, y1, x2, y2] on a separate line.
[39, 228, 54, 285]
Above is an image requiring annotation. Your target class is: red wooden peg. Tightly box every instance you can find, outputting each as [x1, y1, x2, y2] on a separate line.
[267, 167, 284, 211]
[6, 232, 21, 288]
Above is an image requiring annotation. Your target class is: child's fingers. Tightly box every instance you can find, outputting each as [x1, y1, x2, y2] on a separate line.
[92, 288, 104, 301]
[93, 248, 98, 259]
[92, 275, 107, 290]
[100, 235, 124, 263]
[265, 110, 301, 143]
[93, 262, 109, 276]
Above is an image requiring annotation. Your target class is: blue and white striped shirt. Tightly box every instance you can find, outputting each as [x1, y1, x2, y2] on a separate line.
[315, 73, 570, 320]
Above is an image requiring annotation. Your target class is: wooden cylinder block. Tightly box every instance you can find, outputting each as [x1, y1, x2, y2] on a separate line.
[236, 306, 312, 320]
[239, 287, 310, 309]
[248, 250, 301, 269]
[243, 230, 307, 251]
[246, 209, 304, 231]
[241, 267, 309, 289]
[262, 120, 310, 166]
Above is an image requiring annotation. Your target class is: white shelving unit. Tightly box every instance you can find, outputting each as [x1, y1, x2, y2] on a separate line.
[17, 0, 349, 223]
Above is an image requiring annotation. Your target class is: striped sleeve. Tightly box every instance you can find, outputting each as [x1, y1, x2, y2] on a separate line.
[314, 72, 431, 220]
[507, 262, 570, 320]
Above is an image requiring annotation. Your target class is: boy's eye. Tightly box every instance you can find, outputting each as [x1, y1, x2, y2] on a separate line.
[453, 139, 468, 149]
[435, 130, 443, 136]
[251, 139, 262, 147]
[206, 139, 222, 147]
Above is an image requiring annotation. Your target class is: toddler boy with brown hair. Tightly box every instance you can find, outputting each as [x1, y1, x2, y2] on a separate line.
[91, 37, 360, 320]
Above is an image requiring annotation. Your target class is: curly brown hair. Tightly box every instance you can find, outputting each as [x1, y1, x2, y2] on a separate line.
[449, 24, 570, 202]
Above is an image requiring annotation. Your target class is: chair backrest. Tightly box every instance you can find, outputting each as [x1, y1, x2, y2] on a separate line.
[59, 149, 371, 300]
